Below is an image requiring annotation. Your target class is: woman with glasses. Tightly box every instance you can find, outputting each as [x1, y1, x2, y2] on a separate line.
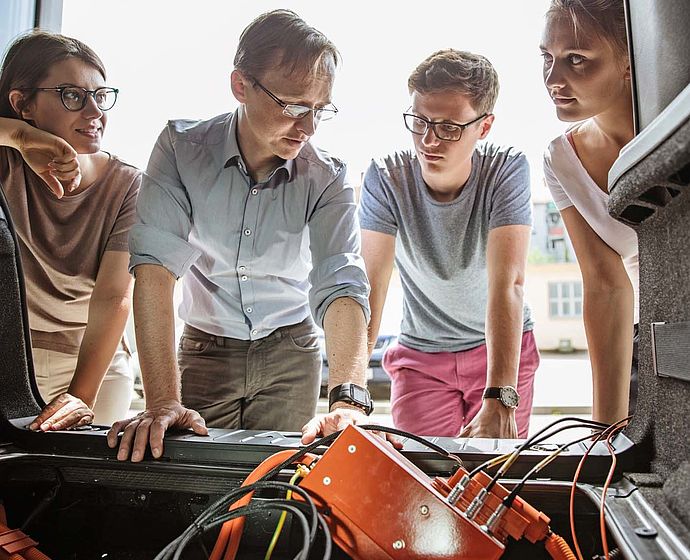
[541, 0, 637, 424]
[0, 31, 140, 430]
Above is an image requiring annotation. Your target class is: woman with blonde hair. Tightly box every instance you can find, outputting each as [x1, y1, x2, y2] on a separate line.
[541, 0, 638, 424]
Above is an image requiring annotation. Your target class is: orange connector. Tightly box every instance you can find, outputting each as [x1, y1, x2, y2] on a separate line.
[433, 470, 551, 544]
[0, 522, 50, 560]
[298, 426, 507, 559]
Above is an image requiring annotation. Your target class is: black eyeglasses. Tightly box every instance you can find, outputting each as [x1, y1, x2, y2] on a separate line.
[403, 112, 487, 142]
[29, 86, 119, 112]
[250, 77, 338, 123]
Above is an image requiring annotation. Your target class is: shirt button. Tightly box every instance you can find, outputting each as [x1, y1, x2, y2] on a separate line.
[251, 188, 259, 196]
[238, 265, 246, 272]
[251, 329, 258, 335]
[246, 307, 253, 313]
[241, 275, 248, 282]
[244, 228, 252, 236]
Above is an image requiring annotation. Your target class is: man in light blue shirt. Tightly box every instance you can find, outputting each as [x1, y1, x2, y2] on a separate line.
[108, 10, 375, 461]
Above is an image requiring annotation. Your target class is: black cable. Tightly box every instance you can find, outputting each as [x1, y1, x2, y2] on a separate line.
[169, 502, 309, 560]
[502, 429, 608, 508]
[183, 500, 331, 560]
[155, 480, 323, 560]
[172, 503, 311, 560]
[359, 424, 464, 465]
[20, 467, 63, 531]
[479, 417, 610, 491]
[466, 416, 608, 479]
[220, 481, 321, 547]
[259, 423, 465, 486]
[206, 500, 330, 559]
[475, 418, 629, 538]
[260, 431, 342, 483]
[593, 547, 622, 560]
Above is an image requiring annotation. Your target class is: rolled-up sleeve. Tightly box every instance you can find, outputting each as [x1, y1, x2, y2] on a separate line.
[307, 167, 371, 327]
[129, 123, 202, 278]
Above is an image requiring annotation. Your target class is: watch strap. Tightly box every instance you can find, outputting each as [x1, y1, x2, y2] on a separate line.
[328, 383, 374, 415]
[483, 385, 519, 408]
[482, 386, 502, 399]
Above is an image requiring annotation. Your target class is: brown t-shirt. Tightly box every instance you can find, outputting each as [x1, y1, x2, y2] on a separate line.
[0, 147, 141, 354]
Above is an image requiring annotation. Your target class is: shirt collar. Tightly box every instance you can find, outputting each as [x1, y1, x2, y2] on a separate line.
[222, 111, 295, 182]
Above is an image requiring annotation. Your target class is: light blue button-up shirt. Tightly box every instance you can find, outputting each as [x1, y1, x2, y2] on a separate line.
[129, 111, 370, 340]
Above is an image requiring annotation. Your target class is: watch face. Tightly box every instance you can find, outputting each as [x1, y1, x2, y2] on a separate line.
[500, 386, 520, 408]
[351, 385, 367, 403]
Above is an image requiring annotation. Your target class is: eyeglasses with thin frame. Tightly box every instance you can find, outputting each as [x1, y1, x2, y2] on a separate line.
[403, 111, 488, 142]
[27, 86, 119, 112]
[250, 77, 338, 123]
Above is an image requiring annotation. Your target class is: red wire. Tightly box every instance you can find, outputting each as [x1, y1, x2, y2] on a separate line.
[568, 417, 630, 560]
[600, 428, 623, 560]
[569, 429, 603, 560]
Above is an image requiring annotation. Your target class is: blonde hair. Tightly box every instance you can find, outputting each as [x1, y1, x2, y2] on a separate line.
[547, 0, 628, 58]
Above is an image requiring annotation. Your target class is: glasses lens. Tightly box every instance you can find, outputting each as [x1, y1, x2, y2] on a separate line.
[283, 104, 311, 119]
[404, 114, 428, 135]
[95, 88, 118, 111]
[61, 87, 86, 111]
[436, 123, 462, 141]
[315, 105, 337, 122]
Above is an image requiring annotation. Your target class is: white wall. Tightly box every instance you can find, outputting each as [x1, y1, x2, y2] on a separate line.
[525, 262, 588, 350]
[59, 0, 566, 194]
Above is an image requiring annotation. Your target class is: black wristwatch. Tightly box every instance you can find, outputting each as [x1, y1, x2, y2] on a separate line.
[328, 383, 374, 415]
[482, 386, 520, 409]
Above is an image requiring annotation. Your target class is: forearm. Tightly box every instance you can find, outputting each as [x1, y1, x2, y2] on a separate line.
[361, 230, 396, 358]
[0, 117, 28, 148]
[323, 297, 368, 391]
[485, 283, 524, 387]
[366, 290, 386, 358]
[133, 265, 180, 406]
[584, 285, 634, 424]
[68, 294, 132, 406]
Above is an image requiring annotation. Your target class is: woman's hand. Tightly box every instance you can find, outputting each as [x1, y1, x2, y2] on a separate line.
[29, 393, 94, 431]
[13, 124, 80, 198]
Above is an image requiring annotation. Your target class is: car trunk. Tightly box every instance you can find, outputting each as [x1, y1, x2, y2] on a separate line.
[1, 1, 689, 558]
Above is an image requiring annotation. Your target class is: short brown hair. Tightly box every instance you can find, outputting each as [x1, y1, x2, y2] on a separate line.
[234, 9, 339, 80]
[547, 0, 628, 58]
[407, 49, 500, 115]
[0, 30, 106, 119]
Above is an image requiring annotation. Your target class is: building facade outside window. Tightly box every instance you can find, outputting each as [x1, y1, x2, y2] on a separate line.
[548, 281, 583, 318]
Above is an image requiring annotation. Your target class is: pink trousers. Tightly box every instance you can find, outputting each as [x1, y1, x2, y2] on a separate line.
[383, 331, 540, 437]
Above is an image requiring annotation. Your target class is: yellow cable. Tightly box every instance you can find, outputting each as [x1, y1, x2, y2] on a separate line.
[486, 452, 513, 470]
[264, 466, 308, 560]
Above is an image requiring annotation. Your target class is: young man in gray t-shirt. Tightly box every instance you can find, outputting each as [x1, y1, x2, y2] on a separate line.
[360, 49, 539, 439]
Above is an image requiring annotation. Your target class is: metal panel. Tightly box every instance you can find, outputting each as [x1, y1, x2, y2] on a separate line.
[628, 0, 690, 131]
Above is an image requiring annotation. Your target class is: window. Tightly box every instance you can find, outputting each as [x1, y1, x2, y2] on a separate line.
[548, 281, 583, 318]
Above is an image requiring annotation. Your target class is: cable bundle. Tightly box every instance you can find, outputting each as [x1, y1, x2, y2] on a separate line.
[153, 480, 330, 560]
[163, 425, 462, 559]
[156, 417, 629, 559]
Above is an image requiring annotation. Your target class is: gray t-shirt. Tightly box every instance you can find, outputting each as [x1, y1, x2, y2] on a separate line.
[359, 143, 533, 353]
